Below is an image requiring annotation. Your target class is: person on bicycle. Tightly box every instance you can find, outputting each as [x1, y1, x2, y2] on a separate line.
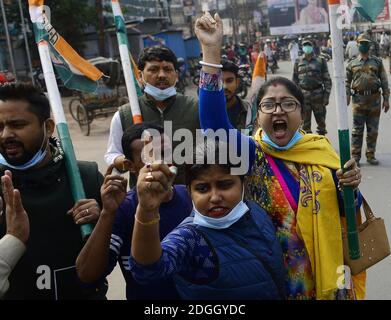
[222, 59, 255, 135]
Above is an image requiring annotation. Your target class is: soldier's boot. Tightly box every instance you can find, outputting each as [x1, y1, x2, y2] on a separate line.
[367, 156, 379, 166]
[302, 105, 312, 134]
[317, 130, 327, 136]
[314, 106, 327, 136]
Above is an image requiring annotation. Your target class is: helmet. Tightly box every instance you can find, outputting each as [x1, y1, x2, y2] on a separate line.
[302, 37, 313, 46]
[357, 33, 371, 43]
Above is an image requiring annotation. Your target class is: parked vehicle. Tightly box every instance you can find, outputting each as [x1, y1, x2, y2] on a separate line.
[237, 64, 252, 99]
[32, 66, 73, 96]
[176, 57, 187, 95]
[68, 57, 127, 136]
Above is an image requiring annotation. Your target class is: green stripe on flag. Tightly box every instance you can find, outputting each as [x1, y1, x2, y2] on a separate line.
[338, 129, 360, 260]
[115, 16, 128, 45]
[356, 0, 386, 22]
[57, 123, 93, 239]
[51, 48, 98, 93]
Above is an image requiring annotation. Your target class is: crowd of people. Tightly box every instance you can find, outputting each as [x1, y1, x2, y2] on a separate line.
[0, 11, 390, 300]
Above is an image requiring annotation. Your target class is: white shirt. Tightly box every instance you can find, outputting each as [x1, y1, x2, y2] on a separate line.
[264, 45, 273, 59]
[380, 34, 389, 46]
[289, 42, 299, 61]
[104, 111, 124, 165]
[345, 40, 359, 59]
[0, 234, 26, 298]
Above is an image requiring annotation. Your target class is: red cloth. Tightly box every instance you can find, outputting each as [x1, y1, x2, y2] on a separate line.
[0, 73, 7, 84]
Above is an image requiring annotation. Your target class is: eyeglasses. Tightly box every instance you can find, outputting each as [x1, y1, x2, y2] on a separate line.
[259, 100, 300, 114]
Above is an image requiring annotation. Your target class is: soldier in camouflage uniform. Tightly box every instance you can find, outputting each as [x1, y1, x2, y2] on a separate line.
[346, 34, 390, 166]
[365, 29, 380, 57]
[293, 37, 332, 135]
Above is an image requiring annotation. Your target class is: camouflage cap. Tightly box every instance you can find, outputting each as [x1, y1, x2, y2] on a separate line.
[302, 37, 313, 46]
[357, 33, 371, 43]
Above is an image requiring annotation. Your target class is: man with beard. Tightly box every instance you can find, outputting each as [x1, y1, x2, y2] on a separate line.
[0, 83, 106, 299]
[105, 46, 199, 185]
[222, 59, 255, 135]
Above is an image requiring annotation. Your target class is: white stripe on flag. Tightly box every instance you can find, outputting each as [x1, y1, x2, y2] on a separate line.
[29, 6, 44, 23]
[112, 2, 123, 17]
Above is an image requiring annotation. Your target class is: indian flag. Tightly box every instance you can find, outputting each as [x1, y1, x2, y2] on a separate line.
[112, 0, 142, 97]
[28, 0, 104, 92]
[248, 52, 267, 105]
[355, 0, 386, 22]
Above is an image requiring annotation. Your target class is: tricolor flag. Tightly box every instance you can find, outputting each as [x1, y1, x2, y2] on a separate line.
[355, 0, 386, 22]
[248, 52, 267, 105]
[112, 0, 142, 97]
[28, 0, 104, 92]
[111, 0, 142, 125]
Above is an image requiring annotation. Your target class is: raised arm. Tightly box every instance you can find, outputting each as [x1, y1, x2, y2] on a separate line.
[131, 163, 175, 265]
[195, 12, 256, 169]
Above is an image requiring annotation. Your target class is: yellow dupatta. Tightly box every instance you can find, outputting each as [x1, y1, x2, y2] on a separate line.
[255, 129, 353, 299]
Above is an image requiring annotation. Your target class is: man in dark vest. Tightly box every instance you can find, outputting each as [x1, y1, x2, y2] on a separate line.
[0, 83, 106, 299]
[105, 46, 199, 184]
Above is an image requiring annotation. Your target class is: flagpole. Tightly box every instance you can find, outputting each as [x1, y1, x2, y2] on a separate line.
[28, 3, 93, 241]
[18, 0, 34, 84]
[328, 0, 360, 260]
[1, 0, 16, 77]
[110, 0, 142, 124]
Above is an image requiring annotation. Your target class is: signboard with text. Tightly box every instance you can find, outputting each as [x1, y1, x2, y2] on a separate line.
[268, 0, 330, 35]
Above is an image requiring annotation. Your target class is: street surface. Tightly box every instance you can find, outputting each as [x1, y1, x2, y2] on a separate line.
[65, 59, 391, 300]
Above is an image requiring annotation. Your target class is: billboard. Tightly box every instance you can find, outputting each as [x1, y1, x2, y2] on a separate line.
[268, 0, 330, 35]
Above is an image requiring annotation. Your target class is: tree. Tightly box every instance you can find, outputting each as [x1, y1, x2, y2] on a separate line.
[44, 0, 96, 52]
[4, 0, 97, 53]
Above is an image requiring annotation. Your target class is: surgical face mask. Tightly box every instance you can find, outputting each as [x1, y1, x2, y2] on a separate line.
[358, 43, 370, 54]
[192, 186, 249, 230]
[0, 122, 49, 170]
[303, 45, 313, 55]
[144, 83, 177, 101]
[262, 130, 303, 151]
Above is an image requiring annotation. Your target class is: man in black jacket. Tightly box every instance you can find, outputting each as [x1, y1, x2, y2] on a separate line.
[0, 83, 105, 300]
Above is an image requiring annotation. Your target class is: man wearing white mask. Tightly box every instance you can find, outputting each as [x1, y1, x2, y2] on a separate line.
[0, 83, 105, 299]
[105, 46, 199, 185]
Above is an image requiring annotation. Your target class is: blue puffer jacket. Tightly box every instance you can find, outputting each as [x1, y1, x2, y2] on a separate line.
[174, 201, 286, 300]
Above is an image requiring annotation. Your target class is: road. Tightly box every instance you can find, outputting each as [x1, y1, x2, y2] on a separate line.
[66, 59, 391, 300]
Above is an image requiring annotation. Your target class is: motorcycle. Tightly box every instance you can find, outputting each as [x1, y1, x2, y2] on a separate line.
[192, 64, 201, 86]
[267, 54, 278, 74]
[176, 58, 187, 95]
[237, 64, 252, 99]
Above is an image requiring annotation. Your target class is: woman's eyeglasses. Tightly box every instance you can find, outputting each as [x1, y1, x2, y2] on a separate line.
[259, 100, 300, 114]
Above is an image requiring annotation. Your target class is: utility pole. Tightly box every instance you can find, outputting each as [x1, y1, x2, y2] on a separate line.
[167, 0, 172, 26]
[96, 0, 106, 57]
[18, 0, 34, 84]
[0, 0, 16, 76]
[231, 0, 237, 44]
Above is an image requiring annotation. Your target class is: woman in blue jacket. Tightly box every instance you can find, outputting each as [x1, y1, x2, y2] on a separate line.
[103, 138, 286, 299]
